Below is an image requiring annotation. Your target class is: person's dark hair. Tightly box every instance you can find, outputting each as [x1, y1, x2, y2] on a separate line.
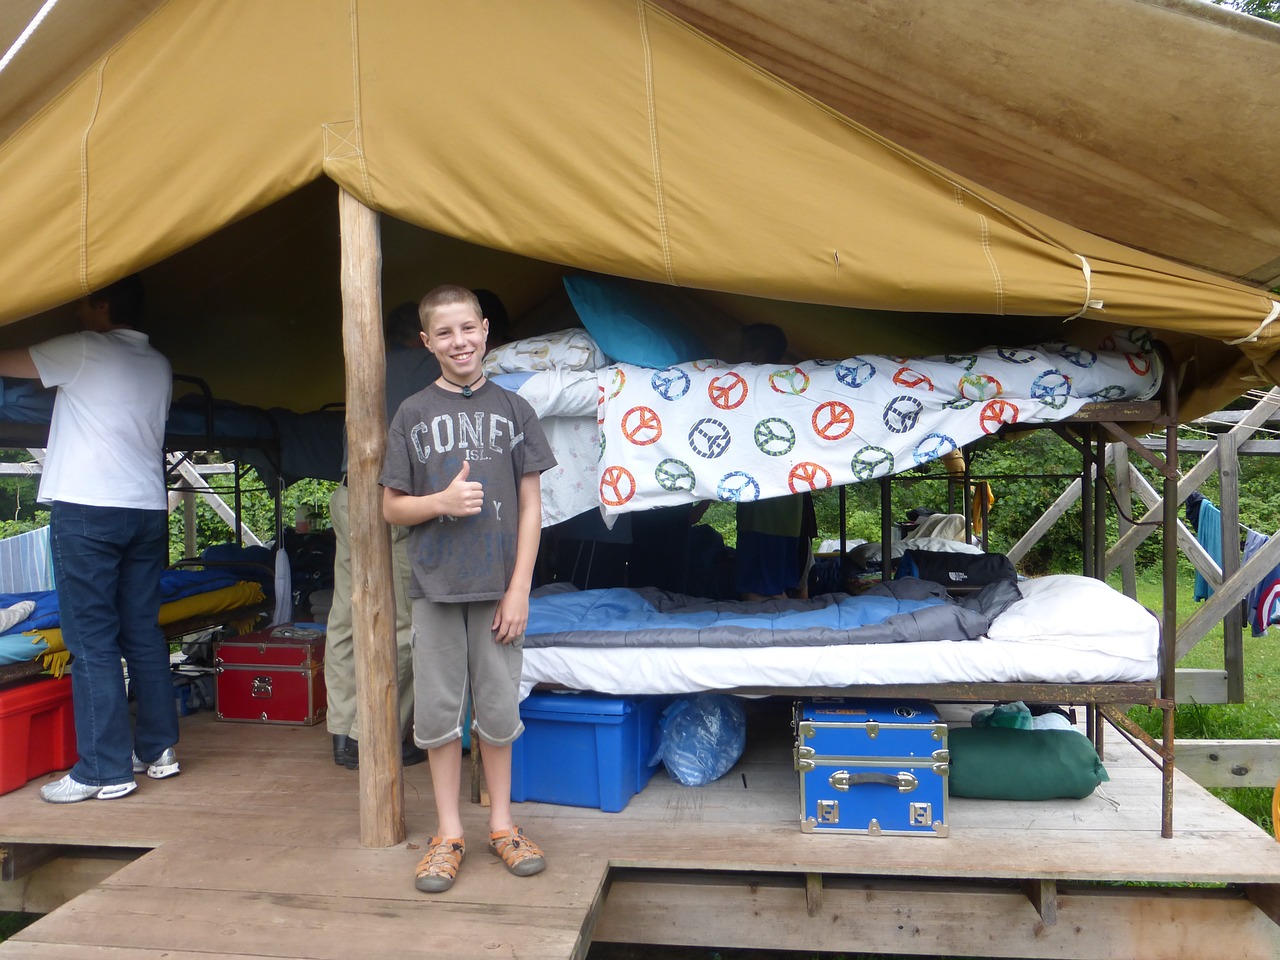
[384, 301, 422, 347]
[88, 274, 145, 329]
[739, 323, 787, 364]
[472, 288, 511, 344]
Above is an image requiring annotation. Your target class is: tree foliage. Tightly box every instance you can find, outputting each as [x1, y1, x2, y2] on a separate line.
[1212, 0, 1280, 23]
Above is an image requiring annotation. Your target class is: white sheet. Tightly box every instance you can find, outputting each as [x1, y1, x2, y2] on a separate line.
[518, 575, 1158, 698]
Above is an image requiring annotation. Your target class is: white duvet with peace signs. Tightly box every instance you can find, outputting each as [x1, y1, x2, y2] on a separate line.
[595, 329, 1161, 515]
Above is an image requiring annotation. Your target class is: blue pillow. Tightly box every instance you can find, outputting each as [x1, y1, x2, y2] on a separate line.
[564, 275, 708, 368]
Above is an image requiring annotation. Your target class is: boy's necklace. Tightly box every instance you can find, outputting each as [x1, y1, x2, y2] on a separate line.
[440, 373, 484, 398]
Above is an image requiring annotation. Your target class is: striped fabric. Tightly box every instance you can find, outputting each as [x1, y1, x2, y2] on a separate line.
[0, 525, 55, 593]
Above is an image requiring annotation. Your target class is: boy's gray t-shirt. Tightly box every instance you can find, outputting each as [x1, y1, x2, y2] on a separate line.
[380, 380, 556, 602]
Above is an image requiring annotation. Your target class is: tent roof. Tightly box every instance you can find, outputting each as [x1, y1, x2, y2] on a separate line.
[0, 0, 1277, 419]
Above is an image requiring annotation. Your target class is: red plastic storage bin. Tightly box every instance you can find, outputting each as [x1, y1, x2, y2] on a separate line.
[0, 676, 77, 795]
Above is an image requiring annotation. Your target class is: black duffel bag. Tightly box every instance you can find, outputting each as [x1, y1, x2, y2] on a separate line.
[896, 549, 1016, 588]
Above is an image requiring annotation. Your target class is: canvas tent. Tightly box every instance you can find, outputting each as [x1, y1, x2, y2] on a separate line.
[0, 0, 1278, 421]
[2, 0, 1278, 847]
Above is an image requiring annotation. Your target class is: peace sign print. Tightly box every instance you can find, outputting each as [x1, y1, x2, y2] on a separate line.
[812, 400, 854, 441]
[607, 368, 627, 399]
[892, 365, 935, 391]
[835, 358, 876, 389]
[979, 398, 1020, 434]
[1125, 352, 1152, 377]
[850, 446, 894, 481]
[1058, 345, 1097, 368]
[1090, 385, 1127, 401]
[599, 465, 636, 507]
[622, 406, 663, 446]
[1030, 370, 1072, 409]
[958, 372, 1003, 403]
[716, 471, 761, 502]
[708, 372, 749, 410]
[945, 354, 979, 371]
[882, 395, 923, 434]
[997, 348, 1035, 364]
[651, 367, 691, 401]
[692, 358, 726, 372]
[788, 461, 833, 493]
[596, 385, 606, 425]
[655, 458, 696, 492]
[688, 417, 732, 459]
[768, 367, 811, 396]
[913, 432, 957, 465]
[754, 417, 796, 457]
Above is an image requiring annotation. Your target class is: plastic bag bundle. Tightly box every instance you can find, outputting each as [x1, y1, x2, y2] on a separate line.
[653, 694, 747, 786]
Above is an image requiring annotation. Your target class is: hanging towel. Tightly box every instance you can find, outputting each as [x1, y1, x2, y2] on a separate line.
[1193, 500, 1222, 602]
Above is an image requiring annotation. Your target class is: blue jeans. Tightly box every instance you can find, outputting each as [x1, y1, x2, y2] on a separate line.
[50, 502, 176, 786]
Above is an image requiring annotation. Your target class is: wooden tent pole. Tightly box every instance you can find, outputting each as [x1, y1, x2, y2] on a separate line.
[338, 187, 406, 847]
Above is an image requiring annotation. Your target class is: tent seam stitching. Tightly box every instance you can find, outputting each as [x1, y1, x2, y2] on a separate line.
[638, 2, 675, 285]
[78, 59, 106, 295]
[977, 215, 1004, 315]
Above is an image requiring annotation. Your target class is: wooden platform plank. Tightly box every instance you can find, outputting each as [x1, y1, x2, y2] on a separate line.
[9, 886, 591, 960]
[593, 873, 1280, 960]
[2, 707, 1279, 959]
[103, 838, 608, 912]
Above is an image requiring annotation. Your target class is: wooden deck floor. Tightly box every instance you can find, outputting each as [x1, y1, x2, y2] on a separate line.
[2, 700, 1279, 959]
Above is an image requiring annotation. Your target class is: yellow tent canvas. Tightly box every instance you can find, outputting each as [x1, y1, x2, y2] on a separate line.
[0, 0, 1276, 418]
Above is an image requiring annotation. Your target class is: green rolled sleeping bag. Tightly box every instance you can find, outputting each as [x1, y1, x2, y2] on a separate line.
[948, 726, 1109, 800]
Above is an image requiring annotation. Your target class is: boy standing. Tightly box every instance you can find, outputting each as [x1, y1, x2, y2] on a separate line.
[380, 285, 555, 893]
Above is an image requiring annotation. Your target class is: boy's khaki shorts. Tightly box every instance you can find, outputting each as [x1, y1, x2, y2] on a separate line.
[410, 597, 524, 749]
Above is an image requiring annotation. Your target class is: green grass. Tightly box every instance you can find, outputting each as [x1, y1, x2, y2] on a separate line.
[1118, 563, 1280, 836]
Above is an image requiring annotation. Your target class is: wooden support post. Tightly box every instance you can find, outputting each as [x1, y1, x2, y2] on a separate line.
[1219, 432, 1244, 703]
[1246, 884, 1280, 926]
[805, 872, 823, 917]
[1021, 878, 1057, 926]
[1, 844, 58, 882]
[338, 187, 405, 847]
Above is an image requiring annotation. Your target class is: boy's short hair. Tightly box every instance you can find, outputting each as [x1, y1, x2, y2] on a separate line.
[419, 285, 482, 331]
[89, 274, 146, 330]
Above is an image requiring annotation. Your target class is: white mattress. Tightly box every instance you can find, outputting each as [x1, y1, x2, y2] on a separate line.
[519, 575, 1159, 698]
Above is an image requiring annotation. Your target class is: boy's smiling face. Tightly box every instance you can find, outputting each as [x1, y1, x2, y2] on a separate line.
[422, 301, 489, 384]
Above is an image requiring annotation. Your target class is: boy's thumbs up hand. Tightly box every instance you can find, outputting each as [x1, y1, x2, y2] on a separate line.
[440, 460, 484, 517]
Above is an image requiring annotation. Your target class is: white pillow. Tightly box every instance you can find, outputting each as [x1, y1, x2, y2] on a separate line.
[986, 575, 1157, 651]
[483, 328, 607, 375]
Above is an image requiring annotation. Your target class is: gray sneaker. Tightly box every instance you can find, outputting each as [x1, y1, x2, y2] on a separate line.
[40, 774, 137, 803]
[131, 747, 180, 780]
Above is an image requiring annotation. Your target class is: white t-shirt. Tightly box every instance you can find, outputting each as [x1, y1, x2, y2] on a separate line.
[30, 329, 172, 509]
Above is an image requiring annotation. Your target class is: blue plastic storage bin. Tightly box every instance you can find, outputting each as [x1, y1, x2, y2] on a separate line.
[510, 691, 667, 812]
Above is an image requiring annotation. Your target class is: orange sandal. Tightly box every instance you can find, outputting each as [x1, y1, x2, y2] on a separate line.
[415, 836, 465, 893]
[488, 826, 546, 877]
